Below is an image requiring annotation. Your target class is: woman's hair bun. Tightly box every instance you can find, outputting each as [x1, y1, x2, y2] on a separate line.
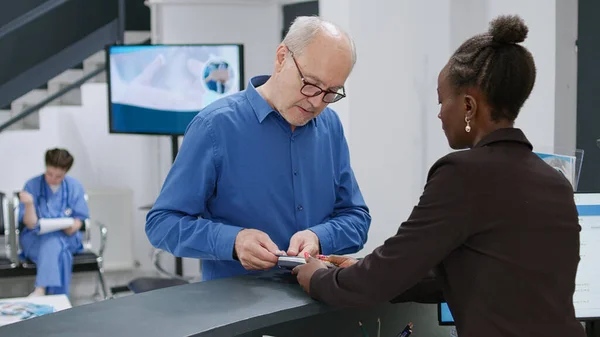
[488, 14, 528, 44]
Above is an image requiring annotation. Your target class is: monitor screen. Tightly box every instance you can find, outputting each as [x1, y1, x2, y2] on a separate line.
[438, 302, 454, 325]
[573, 192, 600, 320]
[106, 44, 244, 135]
[439, 192, 600, 324]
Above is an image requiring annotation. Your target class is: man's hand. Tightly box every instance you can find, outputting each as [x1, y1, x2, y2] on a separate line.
[64, 219, 83, 236]
[234, 229, 284, 270]
[19, 191, 34, 204]
[292, 255, 329, 296]
[287, 230, 320, 257]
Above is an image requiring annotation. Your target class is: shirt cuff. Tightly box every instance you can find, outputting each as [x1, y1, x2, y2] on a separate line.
[309, 223, 333, 255]
[215, 224, 245, 261]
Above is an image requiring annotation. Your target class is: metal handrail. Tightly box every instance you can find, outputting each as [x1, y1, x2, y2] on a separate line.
[0, 65, 105, 133]
[0, 0, 70, 40]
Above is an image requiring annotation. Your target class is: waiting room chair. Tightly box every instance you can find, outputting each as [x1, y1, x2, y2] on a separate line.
[0, 192, 18, 273]
[11, 193, 110, 299]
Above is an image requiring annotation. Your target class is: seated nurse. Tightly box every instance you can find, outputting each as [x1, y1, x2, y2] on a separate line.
[18, 148, 89, 297]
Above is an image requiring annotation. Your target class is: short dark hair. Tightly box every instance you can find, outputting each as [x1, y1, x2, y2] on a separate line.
[45, 148, 74, 171]
[447, 15, 536, 122]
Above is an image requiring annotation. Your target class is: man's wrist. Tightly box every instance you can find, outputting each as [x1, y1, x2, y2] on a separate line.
[308, 225, 331, 255]
[307, 229, 321, 254]
[232, 228, 245, 261]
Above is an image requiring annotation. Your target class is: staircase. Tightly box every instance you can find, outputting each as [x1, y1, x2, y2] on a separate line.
[0, 0, 152, 132]
[0, 31, 150, 131]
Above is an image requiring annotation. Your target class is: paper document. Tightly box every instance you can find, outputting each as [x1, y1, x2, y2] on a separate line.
[38, 218, 74, 235]
[0, 295, 70, 327]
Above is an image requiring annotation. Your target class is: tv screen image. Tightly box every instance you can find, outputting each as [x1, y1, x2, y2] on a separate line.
[107, 44, 244, 135]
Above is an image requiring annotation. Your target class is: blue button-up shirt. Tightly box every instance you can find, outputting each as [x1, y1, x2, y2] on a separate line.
[146, 75, 371, 281]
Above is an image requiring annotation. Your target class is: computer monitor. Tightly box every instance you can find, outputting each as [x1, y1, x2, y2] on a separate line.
[438, 302, 454, 325]
[438, 192, 600, 324]
[106, 44, 244, 135]
[572, 192, 600, 320]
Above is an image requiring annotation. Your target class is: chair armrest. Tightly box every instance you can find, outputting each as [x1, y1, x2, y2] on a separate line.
[92, 220, 108, 258]
[7, 195, 20, 263]
[152, 249, 194, 282]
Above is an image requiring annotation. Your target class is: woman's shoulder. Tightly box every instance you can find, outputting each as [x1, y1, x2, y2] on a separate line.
[428, 150, 474, 176]
[425, 149, 502, 188]
[23, 175, 44, 192]
[64, 176, 85, 191]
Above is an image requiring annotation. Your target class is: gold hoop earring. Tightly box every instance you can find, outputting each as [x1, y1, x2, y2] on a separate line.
[465, 116, 471, 133]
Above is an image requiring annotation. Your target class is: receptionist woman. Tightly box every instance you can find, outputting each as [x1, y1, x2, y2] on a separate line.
[293, 15, 585, 337]
[18, 148, 90, 297]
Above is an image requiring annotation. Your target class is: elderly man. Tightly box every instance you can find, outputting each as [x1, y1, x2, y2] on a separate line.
[146, 16, 370, 281]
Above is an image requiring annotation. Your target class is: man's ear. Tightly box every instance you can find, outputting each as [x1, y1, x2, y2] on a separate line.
[274, 44, 288, 73]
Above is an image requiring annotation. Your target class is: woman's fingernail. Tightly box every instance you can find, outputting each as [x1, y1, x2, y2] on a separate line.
[304, 252, 310, 258]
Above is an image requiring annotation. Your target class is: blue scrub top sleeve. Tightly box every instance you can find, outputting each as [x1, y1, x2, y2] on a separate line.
[18, 180, 38, 224]
[69, 179, 90, 221]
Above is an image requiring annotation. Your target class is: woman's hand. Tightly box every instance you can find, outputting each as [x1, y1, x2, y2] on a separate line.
[64, 219, 83, 236]
[19, 191, 34, 204]
[292, 253, 329, 295]
[322, 254, 359, 268]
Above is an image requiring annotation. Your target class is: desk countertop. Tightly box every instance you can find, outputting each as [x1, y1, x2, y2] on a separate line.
[0, 271, 331, 337]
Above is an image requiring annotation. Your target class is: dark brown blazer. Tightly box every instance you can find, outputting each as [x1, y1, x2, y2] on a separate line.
[310, 128, 585, 337]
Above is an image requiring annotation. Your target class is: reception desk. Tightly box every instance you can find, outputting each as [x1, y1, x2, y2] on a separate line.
[0, 270, 452, 337]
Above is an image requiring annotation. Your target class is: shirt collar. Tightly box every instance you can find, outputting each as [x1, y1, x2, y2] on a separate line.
[473, 127, 533, 150]
[246, 75, 274, 123]
[245, 75, 318, 127]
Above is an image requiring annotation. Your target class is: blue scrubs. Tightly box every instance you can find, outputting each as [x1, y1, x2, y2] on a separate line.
[18, 175, 89, 295]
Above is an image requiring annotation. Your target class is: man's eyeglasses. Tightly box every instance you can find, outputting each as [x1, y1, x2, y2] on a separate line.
[289, 52, 346, 103]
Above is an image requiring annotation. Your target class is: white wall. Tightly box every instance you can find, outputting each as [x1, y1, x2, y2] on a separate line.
[0, 110, 61, 193]
[320, 0, 576, 255]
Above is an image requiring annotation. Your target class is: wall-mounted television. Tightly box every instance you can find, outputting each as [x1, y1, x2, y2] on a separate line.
[106, 44, 244, 135]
